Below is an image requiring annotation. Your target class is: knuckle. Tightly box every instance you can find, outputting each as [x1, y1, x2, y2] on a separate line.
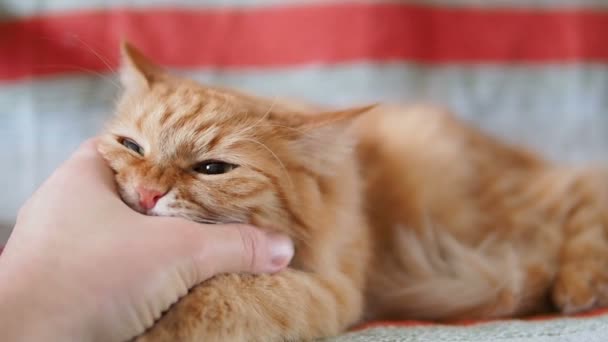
[238, 226, 260, 271]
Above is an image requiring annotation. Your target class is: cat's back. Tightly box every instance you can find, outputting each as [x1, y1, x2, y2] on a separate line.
[353, 103, 543, 173]
[353, 104, 546, 241]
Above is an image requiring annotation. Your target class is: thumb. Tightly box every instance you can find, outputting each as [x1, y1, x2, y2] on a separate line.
[160, 220, 294, 283]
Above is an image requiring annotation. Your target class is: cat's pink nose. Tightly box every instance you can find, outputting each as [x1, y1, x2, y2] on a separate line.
[136, 186, 165, 210]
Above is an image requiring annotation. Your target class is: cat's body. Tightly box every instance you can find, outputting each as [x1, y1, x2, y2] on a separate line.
[99, 43, 608, 341]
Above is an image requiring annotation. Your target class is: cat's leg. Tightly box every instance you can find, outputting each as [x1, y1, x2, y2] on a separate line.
[552, 189, 608, 314]
[135, 269, 363, 342]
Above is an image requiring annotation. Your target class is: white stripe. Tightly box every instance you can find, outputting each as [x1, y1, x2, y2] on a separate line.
[1, 0, 607, 20]
[1, 62, 607, 223]
[0, 0, 334, 19]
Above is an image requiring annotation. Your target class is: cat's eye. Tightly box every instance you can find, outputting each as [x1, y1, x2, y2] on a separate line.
[119, 137, 144, 156]
[193, 160, 238, 175]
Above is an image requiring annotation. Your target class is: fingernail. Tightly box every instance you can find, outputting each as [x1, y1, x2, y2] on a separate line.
[267, 233, 294, 270]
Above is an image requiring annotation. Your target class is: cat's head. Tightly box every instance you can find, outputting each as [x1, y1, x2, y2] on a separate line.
[99, 42, 373, 235]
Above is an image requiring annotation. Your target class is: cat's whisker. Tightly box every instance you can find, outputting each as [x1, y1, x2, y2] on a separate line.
[68, 33, 118, 75]
[34, 64, 121, 90]
[31, 35, 121, 90]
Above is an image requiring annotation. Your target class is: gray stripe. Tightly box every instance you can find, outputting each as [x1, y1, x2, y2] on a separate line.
[1, 62, 608, 222]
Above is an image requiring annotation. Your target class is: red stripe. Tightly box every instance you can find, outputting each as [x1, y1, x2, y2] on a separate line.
[2, 3, 608, 81]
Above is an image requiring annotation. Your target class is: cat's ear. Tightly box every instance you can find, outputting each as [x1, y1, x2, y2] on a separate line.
[119, 40, 164, 92]
[283, 104, 377, 173]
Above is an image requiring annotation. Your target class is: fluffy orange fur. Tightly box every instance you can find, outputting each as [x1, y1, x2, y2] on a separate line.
[98, 42, 608, 341]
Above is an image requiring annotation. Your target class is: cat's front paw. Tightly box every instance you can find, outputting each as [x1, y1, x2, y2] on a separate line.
[134, 281, 246, 342]
[134, 273, 296, 342]
[552, 261, 608, 314]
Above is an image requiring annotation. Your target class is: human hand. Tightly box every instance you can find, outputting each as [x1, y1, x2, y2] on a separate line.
[0, 139, 294, 342]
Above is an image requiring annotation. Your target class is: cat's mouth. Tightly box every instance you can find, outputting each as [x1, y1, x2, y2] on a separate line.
[192, 218, 224, 225]
[117, 188, 244, 226]
[145, 211, 223, 224]
[148, 210, 243, 226]
[193, 217, 248, 226]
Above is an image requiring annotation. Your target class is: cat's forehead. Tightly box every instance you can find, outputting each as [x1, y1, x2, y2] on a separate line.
[114, 84, 263, 161]
[141, 84, 225, 116]
[122, 84, 229, 125]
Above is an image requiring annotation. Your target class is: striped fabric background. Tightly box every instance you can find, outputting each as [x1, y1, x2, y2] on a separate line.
[1, 0, 608, 239]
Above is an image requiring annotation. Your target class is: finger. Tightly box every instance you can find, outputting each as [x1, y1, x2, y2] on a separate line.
[211, 224, 294, 274]
[156, 219, 294, 282]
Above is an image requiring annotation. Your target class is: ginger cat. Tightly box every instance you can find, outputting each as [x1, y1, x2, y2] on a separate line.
[98, 42, 608, 341]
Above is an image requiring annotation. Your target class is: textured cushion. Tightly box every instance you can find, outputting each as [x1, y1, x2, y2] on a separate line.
[330, 310, 608, 342]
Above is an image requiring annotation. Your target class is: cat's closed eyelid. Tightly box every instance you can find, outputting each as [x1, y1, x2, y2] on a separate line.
[117, 136, 145, 156]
